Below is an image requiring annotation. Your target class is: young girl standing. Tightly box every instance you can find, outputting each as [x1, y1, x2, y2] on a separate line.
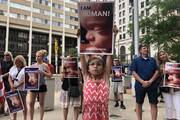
[80, 55, 112, 120]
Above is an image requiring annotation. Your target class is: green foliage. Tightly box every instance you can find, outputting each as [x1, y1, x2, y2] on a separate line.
[139, 0, 180, 60]
[65, 48, 78, 57]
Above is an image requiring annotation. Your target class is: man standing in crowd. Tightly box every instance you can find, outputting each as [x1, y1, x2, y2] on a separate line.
[131, 44, 159, 120]
[0, 51, 13, 115]
[112, 59, 126, 109]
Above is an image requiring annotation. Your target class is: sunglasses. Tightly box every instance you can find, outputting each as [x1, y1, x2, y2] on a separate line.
[4, 54, 10, 56]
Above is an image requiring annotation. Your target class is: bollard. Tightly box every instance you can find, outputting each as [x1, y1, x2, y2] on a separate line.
[44, 77, 55, 111]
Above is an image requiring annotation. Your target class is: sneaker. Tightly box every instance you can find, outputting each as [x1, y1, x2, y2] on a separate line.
[114, 102, 119, 107]
[120, 104, 126, 109]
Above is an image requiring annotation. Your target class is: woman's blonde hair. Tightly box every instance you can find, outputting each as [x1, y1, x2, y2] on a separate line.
[4, 51, 13, 61]
[14, 55, 27, 67]
[157, 51, 170, 65]
[36, 50, 47, 58]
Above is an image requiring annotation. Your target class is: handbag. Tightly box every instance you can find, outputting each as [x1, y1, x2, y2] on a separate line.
[68, 79, 80, 98]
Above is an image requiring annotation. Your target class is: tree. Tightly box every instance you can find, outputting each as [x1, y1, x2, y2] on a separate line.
[139, 0, 180, 60]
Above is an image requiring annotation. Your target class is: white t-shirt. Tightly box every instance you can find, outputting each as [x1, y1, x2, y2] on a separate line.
[9, 66, 25, 90]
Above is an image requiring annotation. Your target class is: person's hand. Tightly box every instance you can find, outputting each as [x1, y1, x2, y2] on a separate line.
[142, 80, 151, 88]
[10, 84, 16, 91]
[37, 69, 44, 74]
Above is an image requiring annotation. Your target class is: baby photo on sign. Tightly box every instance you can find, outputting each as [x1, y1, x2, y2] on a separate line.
[64, 57, 79, 78]
[5, 90, 24, 114]
[24, 67, 40, 90]
[112, 66, 123, 82]
[78, 2, 114, 55]
[164, 62, 180, 89]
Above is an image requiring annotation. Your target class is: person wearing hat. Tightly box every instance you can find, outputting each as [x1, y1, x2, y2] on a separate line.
[112, 59, 126, 109]
[131, 44, 159, 120]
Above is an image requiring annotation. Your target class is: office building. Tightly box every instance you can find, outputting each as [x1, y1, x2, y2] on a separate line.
[0, 0, 79, 65]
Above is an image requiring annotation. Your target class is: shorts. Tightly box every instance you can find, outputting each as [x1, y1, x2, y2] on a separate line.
[135, 82, 158, 104]
[113, 82, 124, 93]
[19, 91, 27, 97]
[59, 89, 81, 108]
[31, 84, 47, 93]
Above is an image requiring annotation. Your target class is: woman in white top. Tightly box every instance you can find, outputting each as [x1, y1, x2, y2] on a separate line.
[8, 55, 27, 120]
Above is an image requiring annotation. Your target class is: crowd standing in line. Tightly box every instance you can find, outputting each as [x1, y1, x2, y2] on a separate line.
[131, 44, 159, 120]
[157, 51, 180, 120]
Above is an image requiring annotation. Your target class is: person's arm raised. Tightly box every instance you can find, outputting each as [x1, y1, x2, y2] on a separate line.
[80, 55, 87, 78]
[105, 55, 112, 81]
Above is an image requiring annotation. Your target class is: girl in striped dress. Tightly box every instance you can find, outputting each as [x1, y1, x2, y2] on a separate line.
[80, 55, 112, 120]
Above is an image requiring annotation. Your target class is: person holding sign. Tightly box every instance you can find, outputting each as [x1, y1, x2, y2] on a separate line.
[157, 51, 180, 120]
[29, 50, 51, 120]
[112, 59, 126, 109]
[8, 55, 27, 120]
[79, 2, 114, 54]
[80, 54, 112, 120]
[59, 56, 81, 120]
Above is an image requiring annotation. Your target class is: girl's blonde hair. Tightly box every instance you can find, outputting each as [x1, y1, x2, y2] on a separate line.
[14, 55, 27, 67]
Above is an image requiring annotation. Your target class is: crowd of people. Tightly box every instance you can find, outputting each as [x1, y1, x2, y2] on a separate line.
[0, 50, 52, 120]
[0, 48, 179, 120]
[1, 49, 179, 120]
[0, 3, 179, 120]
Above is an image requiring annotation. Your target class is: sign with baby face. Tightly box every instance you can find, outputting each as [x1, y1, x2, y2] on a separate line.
[78, 2, 114, 55]
[163, 62, 180, 89]
[24, 67, 40, 90]
[5, 90, 24, 114]
[64, 57, 79, 78]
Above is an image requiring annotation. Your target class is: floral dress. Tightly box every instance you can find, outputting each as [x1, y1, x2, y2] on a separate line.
[83, 79, 109, 120]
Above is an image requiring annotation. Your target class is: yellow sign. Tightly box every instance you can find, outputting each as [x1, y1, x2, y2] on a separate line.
[54, 39, 58, 54]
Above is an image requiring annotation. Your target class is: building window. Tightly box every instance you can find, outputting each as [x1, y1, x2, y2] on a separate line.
[129, 8, 132, 13]
[129, 15, 132, 21]
[119, 27, 122, 32]
[141, 11, 144, 16]
[146, 9, 150, 16]
[120, 46, 126, 62]
[122, 3, 125, 8]
[119, 34, 122, 39]
[141, 2, 144, 8]
[123, 34, 126, 39]
[119, 19, 121, 25]
[141, 28, 145, 34]
[146, 0, 150, 6]
[122, 10, 125, 16]
[119, 4, 121, 9]
[123, 18, 125, 24]
[123, 26, 126, 31]
[119, 12, 121, 17]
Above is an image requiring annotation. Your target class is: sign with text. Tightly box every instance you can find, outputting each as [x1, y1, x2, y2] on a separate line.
[78, 2, 114, 55]
[163, 62, 180, 89]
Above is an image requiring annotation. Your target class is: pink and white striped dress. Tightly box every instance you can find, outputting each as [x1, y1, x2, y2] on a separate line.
[83, 79, 109, 120]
